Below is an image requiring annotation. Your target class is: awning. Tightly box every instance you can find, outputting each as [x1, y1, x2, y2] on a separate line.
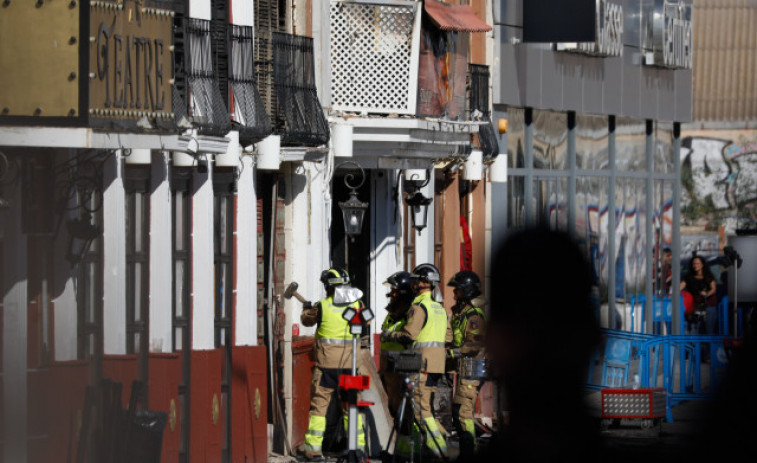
[423, 0, 492, 33]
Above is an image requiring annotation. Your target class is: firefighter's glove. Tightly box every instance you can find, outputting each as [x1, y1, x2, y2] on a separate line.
[302, 300, 312, 310]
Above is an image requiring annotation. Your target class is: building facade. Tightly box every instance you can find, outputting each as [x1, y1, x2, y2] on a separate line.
[491, 0, 693, 334]
[3, 1, 710, 461]
[1, 1, 497, 462]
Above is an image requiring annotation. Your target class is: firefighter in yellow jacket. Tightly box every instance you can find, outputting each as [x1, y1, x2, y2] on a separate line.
[379, 270, 414, 417]
[381, 263, 450, 459]
[447, 270, 487, 458]
[300, 267, 366, 461]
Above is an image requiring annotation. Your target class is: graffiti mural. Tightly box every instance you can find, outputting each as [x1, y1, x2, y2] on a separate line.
[680, 130, 757, 233]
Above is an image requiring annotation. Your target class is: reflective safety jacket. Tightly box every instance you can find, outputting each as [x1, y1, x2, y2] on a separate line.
[301, 296, 363, 369]
[451, 302, 486, 356]
[380, 312, 407, 352]
[385, 290, 449, 373]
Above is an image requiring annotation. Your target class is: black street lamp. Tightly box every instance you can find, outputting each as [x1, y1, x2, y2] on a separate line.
[337, 162, 368, 241]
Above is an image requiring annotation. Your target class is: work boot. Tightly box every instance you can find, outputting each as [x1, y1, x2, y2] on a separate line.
[297, 445, 325, 462]
[303, 451, 325, 462]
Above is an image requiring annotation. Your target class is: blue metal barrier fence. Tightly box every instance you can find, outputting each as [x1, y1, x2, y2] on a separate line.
[586, 329, 740, 422]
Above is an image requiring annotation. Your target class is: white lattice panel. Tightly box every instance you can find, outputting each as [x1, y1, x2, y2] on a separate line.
[330, 0, 419, 115]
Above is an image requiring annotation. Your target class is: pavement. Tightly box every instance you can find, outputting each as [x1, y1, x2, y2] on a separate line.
[268, 396, 715, 463]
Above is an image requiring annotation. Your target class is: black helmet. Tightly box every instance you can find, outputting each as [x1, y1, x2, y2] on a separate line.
[384, 271, 413, 296]
[410, 263, 441, 285]
[447, 270, 481, 300]
[320, 267, 350, 287]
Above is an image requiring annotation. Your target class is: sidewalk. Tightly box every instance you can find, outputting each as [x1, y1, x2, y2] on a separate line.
[269, 398, 713, 462]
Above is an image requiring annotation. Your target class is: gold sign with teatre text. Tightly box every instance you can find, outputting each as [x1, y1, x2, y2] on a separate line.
[89, 1, 174, 121]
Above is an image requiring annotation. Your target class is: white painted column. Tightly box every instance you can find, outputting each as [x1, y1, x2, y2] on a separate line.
[193, 158, 215, 350]
[283, 160, 331, 447]
[54, 151, 82, 361]
[150, 152, 172, 352]
[53, 269, 79, 361]
[414, 174, 435, 267]
[2, 180, 27, 463]
[288, 163, 308, 334]
[103, 151, 127, 354]
[319, 166, 332, 289]
[235, 154, 257, 346]
[282, 163, 295, 448]
[229, 0, 257, 347]
[289, 162, 328, 336]
[371, 169, 402, 331]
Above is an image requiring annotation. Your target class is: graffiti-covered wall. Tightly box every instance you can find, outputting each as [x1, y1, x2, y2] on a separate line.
[680, 130, 757, 234]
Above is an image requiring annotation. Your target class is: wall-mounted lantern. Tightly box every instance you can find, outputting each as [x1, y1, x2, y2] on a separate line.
[404, 169, 432, 234]
[337, 161, 368, 240]
[66, 216, 99, 265]
[406, 190, 432, 233]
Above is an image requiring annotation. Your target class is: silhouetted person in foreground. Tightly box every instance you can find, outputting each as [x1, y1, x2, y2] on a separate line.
[471, 227, 755, 463]
[479, 227, 604, 462]
[696, 334, 757, 460]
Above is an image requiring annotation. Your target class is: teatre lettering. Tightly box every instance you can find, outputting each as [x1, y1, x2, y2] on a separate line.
[95, 21, 165, 111]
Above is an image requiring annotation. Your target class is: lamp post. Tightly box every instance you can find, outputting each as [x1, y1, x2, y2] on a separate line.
[337, 161, 368, 270]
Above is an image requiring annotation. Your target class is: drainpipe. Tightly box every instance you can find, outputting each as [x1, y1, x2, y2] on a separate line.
[645, 121, 655, 332]
[672, 123, 682, 334]
[283, 163, 294, 451]
[608, 116, 617, 329]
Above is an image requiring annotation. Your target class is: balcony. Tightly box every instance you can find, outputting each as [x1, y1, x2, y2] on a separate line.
[328, 1, 495, 163]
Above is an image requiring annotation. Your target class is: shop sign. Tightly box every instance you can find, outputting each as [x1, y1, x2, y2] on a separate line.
[89, 1, 174, 124]
[555, 0, 623, 57]
[643, 0, 692, 69]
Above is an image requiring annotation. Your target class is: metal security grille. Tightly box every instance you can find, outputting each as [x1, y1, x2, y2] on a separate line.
[272, 32, 330, 146]
[469, 64, 499, 160]
[230, 25, 272, 145]
[185, 17, 231, 136]
[329, 0, 419, 115]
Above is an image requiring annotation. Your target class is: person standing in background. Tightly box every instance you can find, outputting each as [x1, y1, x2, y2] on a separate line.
[379, 271, 414, 418]
[680, 255, 718, 335]
[446, 270, 487, 458]
[381, 264, 450, 459]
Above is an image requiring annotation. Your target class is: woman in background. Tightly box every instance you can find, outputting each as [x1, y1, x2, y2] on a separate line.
[681, 255, 718, 335]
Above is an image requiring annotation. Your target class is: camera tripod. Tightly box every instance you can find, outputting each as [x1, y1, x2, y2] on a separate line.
[383, 373, 448, 463]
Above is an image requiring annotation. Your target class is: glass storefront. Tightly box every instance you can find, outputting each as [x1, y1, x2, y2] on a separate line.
[502, 107, 680, 331]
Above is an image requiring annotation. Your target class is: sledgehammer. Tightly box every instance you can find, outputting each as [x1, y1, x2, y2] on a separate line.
[283, 281, 311, 306]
